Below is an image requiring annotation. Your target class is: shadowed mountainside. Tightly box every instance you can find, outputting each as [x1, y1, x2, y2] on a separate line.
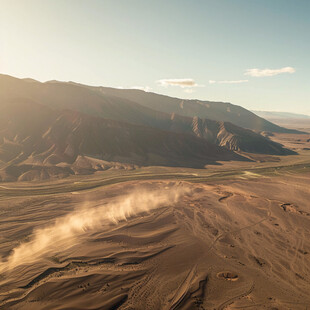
[0, 74, 296, 156]
[0, 100, 248, 181]
[82, 84, 302, 134]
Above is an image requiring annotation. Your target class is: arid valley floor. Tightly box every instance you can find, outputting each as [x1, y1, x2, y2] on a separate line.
[0, 131, 310, 310]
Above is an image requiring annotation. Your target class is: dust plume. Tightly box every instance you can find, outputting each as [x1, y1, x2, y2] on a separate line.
[0, 185, 189, 273]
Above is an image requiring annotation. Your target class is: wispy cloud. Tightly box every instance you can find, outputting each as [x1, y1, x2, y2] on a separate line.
[130, 86, 152, 92]
[116, 86, 152, 92]
[244, 66, 296, 77]
[157, 78, 203, 88]
[209, 79, 248, 84]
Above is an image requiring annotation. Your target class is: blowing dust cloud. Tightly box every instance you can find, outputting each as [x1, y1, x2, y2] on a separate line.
[0, 185, 189, 273]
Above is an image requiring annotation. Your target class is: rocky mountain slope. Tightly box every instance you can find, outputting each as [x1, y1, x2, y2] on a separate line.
[0, 75, 295, 155]
[0, 100, 247, 181]
[85, 85, 302, 134]
[0, 74, 297, 181]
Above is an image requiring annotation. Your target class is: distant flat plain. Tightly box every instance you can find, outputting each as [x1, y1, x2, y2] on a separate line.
[0, 126, 310, 309]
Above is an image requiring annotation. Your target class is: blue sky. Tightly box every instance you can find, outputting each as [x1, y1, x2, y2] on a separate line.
[1, 0, 309, 114]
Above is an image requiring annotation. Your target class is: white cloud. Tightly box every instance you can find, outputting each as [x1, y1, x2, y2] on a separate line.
[130, 86, 152, 92]
[183, 88, 195, 93]
[209, 79, 248, 84]
[116, 86, 151, 92]
[244, 66, 296, 77]
[157, 78, 203, 88]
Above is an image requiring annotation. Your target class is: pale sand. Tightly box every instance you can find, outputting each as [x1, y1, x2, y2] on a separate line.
[0, 174, 309, 310]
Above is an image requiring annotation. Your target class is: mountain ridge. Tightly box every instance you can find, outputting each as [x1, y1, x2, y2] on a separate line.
[79, 83, 302, 134]
[0, 74, 297, 155]
[0, 74, 297, 181]
[252, 110, 310, 120]
[0, 99, 249, 181]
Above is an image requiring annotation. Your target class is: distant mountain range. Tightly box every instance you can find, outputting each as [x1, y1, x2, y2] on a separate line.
[77, 83, 302, 134]
[0, 74, 297, 181]
[252, 111, 310, 120]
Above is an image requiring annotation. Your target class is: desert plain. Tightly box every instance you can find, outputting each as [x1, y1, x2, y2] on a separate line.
[0, 130, 310, 310]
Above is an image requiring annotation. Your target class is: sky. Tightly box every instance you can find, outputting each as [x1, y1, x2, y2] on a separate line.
[0, 0, 309, 114]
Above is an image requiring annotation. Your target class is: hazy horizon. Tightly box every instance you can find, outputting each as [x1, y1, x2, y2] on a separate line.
[1, 0, 309, 114]
[2, 72, 310, 117]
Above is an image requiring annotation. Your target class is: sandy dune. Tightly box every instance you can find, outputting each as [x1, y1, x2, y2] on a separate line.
[0, 174, 309, 309]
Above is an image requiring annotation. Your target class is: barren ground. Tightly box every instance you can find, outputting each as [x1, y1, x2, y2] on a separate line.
[0, 130, 310, 310]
